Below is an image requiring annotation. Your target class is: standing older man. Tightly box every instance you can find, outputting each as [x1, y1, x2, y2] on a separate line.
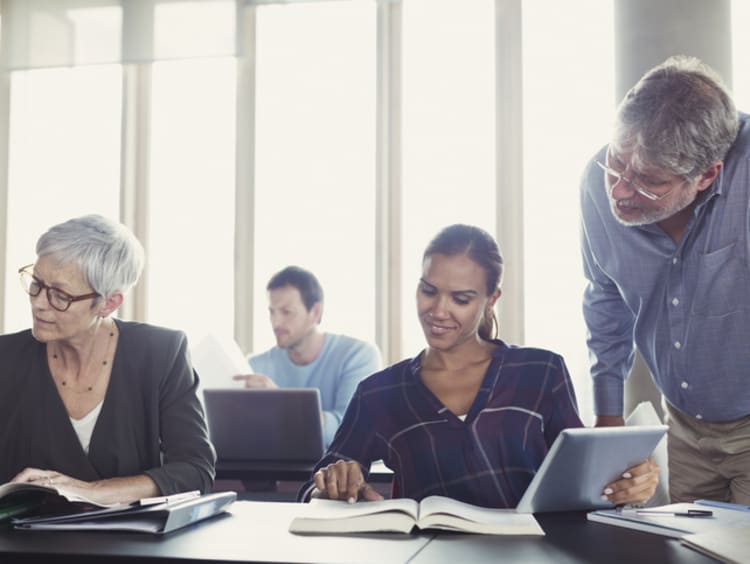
[580, 55, 750, 503]
[234, 266, 381, 448]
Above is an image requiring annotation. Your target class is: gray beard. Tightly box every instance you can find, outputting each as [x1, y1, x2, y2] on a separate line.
[609, 184, 696, 227]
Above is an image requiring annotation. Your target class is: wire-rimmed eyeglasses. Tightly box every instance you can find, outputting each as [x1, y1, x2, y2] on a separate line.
[595, 160, 678, 202]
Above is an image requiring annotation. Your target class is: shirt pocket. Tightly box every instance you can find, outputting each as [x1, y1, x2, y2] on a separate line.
[691, 241, 750, 317]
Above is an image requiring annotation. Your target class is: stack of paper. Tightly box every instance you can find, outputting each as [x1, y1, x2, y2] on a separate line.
[681, 524, 750, 563]
[587, 501, 750, 539]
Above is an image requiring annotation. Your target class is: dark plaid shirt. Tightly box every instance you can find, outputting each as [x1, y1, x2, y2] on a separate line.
[299, 340, 583, 508]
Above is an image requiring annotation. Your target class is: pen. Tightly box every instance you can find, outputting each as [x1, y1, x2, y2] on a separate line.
[135, 490, 201, 506]
[635, 509, 713, 518]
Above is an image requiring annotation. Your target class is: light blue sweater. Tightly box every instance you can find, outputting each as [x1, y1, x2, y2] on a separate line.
[249, 334, 381, 447]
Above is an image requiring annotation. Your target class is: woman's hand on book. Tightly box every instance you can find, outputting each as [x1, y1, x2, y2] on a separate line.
[11, 467, 65, 488]
[600, 457, 659, 505]
[313, 460, 384, 504]
[12, 466, 160, 505]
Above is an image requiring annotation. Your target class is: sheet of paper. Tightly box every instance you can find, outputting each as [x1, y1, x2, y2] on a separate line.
[190, 333, 249, 390]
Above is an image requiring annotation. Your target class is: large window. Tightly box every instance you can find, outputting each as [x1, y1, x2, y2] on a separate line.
[522, 0, 615, 424]
[732, 0, 750, 110]
[1, 0, 745, 410]
[145, 57, 237, 344]
[3, 65, 121, 333]
[399, 0, 496, 356]
[252, 1, 376, 354]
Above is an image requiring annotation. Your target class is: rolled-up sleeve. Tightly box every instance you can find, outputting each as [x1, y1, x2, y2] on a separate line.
[580, 155, 636, 417]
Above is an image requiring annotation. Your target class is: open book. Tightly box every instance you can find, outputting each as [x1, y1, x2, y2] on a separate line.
[0, 481, 116, 523]
[289, 496, 544, 536]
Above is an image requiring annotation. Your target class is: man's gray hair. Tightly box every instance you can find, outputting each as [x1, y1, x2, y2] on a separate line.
[36, 214, 145, 298]
[612, 55, 739, 180]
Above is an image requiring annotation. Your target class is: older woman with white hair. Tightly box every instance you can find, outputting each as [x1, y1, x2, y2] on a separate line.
[0, 214, 215, 505]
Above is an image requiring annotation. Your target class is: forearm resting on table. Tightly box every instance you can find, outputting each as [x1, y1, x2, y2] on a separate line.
[70, 474, 160, 505]
[12, 467, 160, 505]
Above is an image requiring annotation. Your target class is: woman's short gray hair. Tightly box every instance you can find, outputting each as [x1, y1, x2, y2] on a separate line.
[612, 55, 739, 180]
[36, 214, 145, 299]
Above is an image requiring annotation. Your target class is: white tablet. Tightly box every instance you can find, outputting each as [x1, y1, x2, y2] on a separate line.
[515, 425, 667, 513]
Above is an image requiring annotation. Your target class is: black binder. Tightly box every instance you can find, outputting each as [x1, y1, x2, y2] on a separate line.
[12, 491, 237, 535]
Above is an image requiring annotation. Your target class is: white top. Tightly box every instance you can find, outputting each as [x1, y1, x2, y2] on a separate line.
[70, 401, 104, 454]
[457, 413, 467, 422]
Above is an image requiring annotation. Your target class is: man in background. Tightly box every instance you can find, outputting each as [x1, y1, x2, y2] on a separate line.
[580, 55, 750, 503]
[234, 266, 381, 447]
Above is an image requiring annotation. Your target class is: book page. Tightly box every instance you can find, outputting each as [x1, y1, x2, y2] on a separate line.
[0, 481, 117, 508]
[290, 498, 420, 534]
[416, 496, 544, 536]
[307, 498, 419, 521]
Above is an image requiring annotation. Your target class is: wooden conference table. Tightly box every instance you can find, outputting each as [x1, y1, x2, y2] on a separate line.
[0, 500, 716, 564]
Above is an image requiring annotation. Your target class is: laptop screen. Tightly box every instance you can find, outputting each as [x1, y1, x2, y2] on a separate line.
[203, 388, 325, 463]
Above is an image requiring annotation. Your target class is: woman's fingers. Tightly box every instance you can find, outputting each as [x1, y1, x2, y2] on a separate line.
[359, 482, 384, 502]
[325, 463, 343, 500]
[313, 460, 370, 502]
[602, 458, 659, 504]
[11, 467, 58, 485]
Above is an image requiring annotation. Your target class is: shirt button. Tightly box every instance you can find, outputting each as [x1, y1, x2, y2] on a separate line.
[672, 297, 679, 306]
[681, 381, 689, 389]
[674, 341, 682, 349]
[696, 414, 703, 420]
[672, 257, 678, 264]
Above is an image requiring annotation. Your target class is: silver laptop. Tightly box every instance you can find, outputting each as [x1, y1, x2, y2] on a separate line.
[203, 388, 325, 463]
[515, 425, 668, 513]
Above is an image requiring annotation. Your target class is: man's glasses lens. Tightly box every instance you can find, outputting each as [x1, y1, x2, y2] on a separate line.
[596, 160, 660, 201]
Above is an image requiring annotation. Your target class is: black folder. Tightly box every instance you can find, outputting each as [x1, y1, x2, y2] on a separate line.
[12, 491, 236, 535]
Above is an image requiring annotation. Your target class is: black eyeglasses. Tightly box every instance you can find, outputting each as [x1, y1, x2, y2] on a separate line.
[18, 264, 99, 312]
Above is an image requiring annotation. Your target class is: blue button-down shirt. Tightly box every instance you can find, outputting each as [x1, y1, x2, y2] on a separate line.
[581, 113, 750, 422]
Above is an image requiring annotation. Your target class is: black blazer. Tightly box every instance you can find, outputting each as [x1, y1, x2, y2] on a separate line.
[0, 320, 216, 494]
